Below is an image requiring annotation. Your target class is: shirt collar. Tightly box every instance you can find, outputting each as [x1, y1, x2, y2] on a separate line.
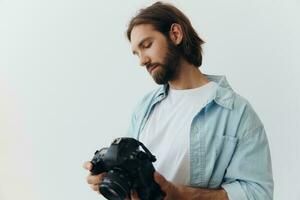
[206, 74, 234, 110]
[155, 74, 234, 110]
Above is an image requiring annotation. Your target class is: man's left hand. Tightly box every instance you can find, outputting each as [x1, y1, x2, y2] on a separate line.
[130, 171, 182, 200]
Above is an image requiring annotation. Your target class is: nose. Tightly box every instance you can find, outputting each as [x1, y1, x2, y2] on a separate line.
[139, 54, 150, 67]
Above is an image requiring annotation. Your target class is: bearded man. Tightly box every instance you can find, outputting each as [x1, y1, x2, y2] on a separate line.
[84, 2, 274, 200]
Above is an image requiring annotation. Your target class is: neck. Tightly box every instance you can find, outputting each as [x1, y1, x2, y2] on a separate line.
[168, 59, 209, 90]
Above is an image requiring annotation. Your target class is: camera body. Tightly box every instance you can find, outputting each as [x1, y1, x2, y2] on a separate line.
[90, 137, 165, 200]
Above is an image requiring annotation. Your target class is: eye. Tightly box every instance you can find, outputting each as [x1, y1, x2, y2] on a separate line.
[143, 42, 152, 48]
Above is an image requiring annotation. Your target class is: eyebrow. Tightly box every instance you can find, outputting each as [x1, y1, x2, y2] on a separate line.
[132, 37, 153, 55]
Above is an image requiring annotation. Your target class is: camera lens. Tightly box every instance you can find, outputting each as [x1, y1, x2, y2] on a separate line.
[99, 169, 132, 200]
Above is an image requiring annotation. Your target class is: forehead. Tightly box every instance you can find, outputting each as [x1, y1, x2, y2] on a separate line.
[130, 24, 161, 50]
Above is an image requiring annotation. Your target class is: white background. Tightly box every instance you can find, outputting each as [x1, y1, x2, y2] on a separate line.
[0, 0, 299, 199]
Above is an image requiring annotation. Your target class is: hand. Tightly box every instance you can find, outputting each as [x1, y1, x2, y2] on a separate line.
[130, 172, 181, 200]
[154, 172, 182, 200]
[83, 161, 107, 194]
[129, 190, 140, 200]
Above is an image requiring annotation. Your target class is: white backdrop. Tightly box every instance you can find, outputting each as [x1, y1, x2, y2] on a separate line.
[0, 0, 299, 200]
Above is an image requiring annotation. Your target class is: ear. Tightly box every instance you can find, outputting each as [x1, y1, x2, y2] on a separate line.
[169, 23, 183, 45]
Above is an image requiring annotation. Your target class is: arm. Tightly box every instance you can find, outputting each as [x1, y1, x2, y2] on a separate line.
[131, 172, 229, 200]
[177, 185, 228, 200]
[220, 126, 274, 200]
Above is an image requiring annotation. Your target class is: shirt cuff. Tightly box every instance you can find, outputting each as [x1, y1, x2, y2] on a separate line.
[221, 181, 248, 200]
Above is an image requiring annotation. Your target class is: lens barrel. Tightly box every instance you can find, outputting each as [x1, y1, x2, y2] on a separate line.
[99, 169, 131, 200]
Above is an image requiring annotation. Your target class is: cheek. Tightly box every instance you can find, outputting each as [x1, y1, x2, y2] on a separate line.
[150, 44, 167, 62]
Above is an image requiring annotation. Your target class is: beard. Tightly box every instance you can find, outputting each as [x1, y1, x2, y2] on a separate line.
[147, 39, 181, 85]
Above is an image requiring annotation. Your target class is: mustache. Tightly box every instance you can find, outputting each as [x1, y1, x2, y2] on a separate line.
[146, 63, 162, 70]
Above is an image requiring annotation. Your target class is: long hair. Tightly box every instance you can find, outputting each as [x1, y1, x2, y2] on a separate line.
[126, 1, 205, 67]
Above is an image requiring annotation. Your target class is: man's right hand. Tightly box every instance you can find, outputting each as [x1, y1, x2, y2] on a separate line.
[83, 161, 137, 199]
[83, 161, 107, 193]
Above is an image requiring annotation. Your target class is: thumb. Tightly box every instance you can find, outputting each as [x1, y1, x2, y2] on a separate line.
[83, 161, 93, 171]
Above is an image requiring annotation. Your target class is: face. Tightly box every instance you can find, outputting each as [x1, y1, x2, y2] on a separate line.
[130, 24, 181, 84]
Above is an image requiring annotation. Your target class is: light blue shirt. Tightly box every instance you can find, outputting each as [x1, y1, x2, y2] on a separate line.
[126, 74, 274, 200]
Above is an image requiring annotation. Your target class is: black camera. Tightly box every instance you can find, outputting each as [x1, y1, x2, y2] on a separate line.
[90, 137, 165, 200]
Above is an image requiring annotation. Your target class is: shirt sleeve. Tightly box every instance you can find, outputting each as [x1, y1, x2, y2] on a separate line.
[221, 126, 274, 200]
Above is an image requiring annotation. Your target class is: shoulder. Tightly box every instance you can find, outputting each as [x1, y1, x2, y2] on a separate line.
[231, 92, 265, 138]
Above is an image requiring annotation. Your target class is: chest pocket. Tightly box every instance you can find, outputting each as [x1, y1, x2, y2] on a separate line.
[207, 135, 238, 188]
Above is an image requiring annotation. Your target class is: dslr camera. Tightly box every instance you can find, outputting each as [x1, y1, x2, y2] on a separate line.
[90, 137, 165, 200]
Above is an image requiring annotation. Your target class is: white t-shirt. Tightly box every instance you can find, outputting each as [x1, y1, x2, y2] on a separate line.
[139, 81, 217, 185]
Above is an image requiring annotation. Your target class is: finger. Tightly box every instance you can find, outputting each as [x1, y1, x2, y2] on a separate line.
[86, 173, 106, 184]
[90, 184, 100, 191]
[83, 161, 93, 170]
[154, 172, 168, 189]
[131, 191, 140, 200]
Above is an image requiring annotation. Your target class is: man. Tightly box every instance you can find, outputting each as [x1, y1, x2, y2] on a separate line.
[83, 2, 273, 200]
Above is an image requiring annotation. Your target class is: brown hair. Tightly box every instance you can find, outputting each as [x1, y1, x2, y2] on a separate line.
[126, 1, 205, 67]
